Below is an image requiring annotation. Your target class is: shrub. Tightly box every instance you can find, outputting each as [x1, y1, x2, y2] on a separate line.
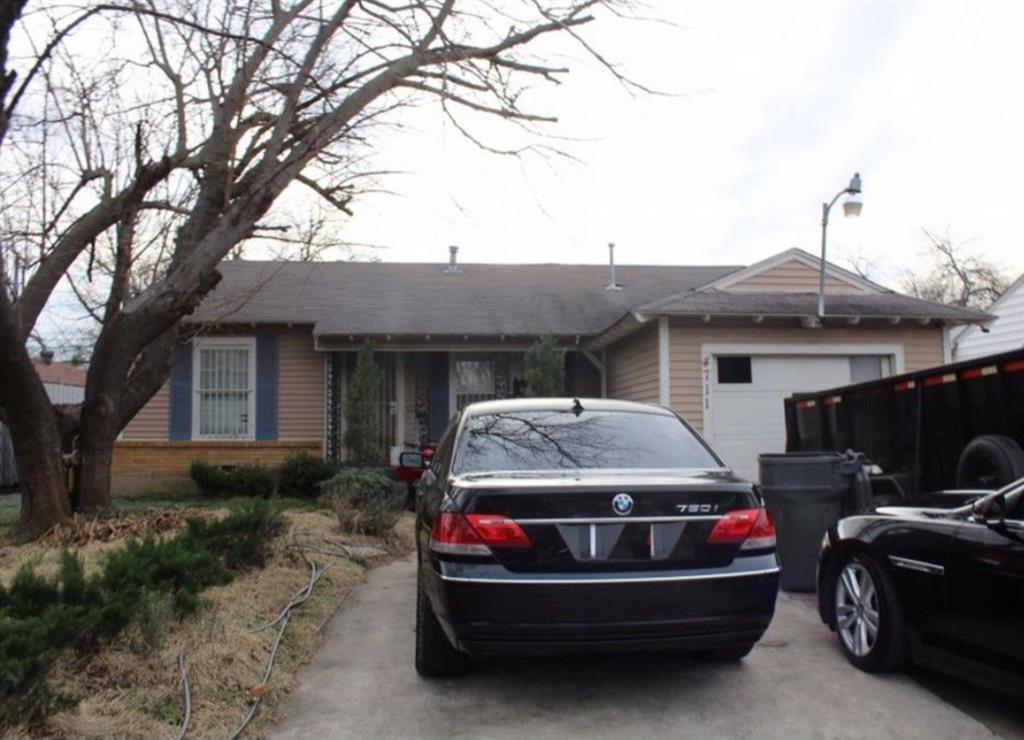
[190, 460, 274, 499]
[524, 334, 565, 397]
[184, 499, 285, 570]
[322, 467, 402, 536]
[0, 504, 285, 727]
[344, 340, 384, 465]
[278, 451, 336, 499]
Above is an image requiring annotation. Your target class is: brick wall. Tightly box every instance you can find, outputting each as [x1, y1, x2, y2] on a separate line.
[111, 440, 322, 496]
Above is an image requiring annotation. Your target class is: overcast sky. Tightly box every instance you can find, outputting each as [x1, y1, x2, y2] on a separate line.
[328, 0, 1024, 288]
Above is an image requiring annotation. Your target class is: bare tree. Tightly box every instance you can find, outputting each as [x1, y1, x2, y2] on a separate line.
[902, 229, 1011, 309]
[0, 0, 638, 538]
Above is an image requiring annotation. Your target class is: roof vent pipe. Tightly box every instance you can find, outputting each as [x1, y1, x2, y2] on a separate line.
[444, 245, 461, 273]
[605, 242, 621, 290]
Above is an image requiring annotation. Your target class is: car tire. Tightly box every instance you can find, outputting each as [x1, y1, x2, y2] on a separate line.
[415, 571, 470, 677]
[694, 643, 756, 662]
[956, 434, 1024, 489]
[831, 552, 907, 672]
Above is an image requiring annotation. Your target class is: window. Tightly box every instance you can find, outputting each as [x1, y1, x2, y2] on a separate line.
[453, 409, 721, 474]
[193, 338, 255, 438]
[850, 355, 890, 383]
[717, 356, 752, 384]
[453, 358, 498, 411]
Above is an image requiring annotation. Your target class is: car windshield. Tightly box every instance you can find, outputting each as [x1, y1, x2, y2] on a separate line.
[452, 409, 722, 474]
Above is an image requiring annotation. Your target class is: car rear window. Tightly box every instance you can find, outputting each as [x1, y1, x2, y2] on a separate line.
[452, 409, 721, 474]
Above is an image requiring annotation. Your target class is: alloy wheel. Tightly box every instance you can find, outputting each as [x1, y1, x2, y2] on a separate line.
[834, 561, 880, 657]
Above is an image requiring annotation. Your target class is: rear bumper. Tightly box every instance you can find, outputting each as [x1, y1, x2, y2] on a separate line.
[425, 555, 780, 657]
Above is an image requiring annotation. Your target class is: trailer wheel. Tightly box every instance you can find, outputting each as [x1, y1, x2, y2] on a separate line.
[956, 435, 1024, 489]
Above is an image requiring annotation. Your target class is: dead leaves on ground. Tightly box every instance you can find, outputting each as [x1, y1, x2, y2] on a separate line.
[48, 507, 210, 546]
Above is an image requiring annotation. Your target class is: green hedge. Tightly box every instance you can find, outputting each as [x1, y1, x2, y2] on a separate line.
[277, 451, 336, 499]
[0, 501, 283, 727]
[189, 460, 274, 499]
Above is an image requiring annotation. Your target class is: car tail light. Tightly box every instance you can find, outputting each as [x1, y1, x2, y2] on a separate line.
[465, 514, 532, 548]
[429, 513, 531, 555]
[708, 508, 776, 550]
[740, 508, 776, 550]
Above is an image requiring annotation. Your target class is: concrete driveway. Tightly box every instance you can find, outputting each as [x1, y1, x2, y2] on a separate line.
[272, 555, 1014, 740]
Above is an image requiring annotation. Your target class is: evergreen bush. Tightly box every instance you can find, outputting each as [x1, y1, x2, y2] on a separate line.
[189, 460, 273, 499]
[0, 504, 284, 727]
[524, 335, 566, 397]
[278, 451, 336, 499]
[321, 467, 402, 535]
[344, 340, 383, 465]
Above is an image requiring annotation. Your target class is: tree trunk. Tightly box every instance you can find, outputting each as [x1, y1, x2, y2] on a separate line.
[0, 322, 73, 538]
[8, 409, 72, 539]
[75, 403, 118, 510]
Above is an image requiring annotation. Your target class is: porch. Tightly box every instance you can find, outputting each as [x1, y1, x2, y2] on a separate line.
[323, 346, 603, 463]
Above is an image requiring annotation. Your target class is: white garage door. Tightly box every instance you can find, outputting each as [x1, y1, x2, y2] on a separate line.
[707, 354, 889, 481]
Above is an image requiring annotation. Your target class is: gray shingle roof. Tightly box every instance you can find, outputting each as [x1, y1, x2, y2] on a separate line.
[189, 261, 743, 336]
[636, 290, 991, 322]
[188, 260, 991, 337]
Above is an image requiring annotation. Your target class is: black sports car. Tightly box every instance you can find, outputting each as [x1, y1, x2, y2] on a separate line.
[817, 477, 1024, 695]
[412, 398, 780, 677]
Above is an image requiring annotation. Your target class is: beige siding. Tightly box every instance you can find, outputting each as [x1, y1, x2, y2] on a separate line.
[122, 329, 324, 443]
[727, 259, 867, 294]
[123, 383, 170, 440]
[606, 324, 659, 403]
[277, 330, 324, 441]
[668, 321, 944, 431]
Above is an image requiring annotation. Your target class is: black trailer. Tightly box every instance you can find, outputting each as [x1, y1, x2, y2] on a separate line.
[785, 348, 1024, 503]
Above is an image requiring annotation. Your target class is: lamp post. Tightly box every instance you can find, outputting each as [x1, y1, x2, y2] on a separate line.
[817, 172, 862, 320]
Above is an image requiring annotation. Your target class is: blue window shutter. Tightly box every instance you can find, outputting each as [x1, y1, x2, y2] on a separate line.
[255, 333, 279, 440]
[169, 343, 193, 440]
[427, 352, 449, 443]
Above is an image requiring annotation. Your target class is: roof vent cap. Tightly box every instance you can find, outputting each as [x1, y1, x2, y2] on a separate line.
[444, 245, 462, 274]
[605, 242, 621, 290]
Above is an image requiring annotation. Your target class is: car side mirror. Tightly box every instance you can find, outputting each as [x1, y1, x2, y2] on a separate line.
[979, 493, 1008, 530]
[399, 451, 424, 469]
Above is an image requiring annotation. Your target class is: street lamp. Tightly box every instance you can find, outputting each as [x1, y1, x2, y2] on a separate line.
[817, 172, 862, 319]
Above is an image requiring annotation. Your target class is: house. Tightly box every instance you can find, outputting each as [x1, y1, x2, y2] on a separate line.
[112, 247, 989, 493]
[0, 353, 87, 488]
[952, 273, 1024, 361]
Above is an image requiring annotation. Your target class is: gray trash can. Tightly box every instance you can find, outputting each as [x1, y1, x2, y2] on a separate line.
[758, 451, 871, 593]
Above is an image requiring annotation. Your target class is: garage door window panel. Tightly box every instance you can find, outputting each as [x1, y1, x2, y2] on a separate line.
[718, 356, 752, 384]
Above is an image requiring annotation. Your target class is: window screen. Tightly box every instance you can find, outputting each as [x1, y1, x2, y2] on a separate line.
[717, 356, 752, 384]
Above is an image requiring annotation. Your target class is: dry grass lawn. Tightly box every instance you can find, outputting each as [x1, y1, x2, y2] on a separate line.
[0, 505, 415, 739]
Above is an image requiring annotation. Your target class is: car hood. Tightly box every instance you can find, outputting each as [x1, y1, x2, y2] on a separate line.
[875, 505, 968, 522]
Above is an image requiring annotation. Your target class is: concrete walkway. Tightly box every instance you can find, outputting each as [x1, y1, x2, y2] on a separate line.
[273, 554, 1004, 740]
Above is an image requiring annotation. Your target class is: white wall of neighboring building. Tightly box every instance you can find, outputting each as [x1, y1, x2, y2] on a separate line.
[43, 382, 86, 404]
[953, 275, 1024, 361]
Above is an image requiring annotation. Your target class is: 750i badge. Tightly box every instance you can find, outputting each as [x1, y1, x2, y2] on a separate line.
[676, 503, 720, 513]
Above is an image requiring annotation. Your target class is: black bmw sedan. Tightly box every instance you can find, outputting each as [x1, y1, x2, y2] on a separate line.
[817, 477, 1024, 696]
[413, 398, 780, 677]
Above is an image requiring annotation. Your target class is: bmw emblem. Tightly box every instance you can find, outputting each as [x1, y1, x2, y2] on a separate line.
[612, 493, 634, 516]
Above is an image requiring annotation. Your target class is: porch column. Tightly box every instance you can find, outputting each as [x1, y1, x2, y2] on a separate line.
[395, 352, 406, 448]
[658, 316, 671, 406]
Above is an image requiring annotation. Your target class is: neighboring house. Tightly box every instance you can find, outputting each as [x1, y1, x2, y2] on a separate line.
[113, 247, 989, 492]
[0, 354, 87, 488]
[952, 273, 1024, 362]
